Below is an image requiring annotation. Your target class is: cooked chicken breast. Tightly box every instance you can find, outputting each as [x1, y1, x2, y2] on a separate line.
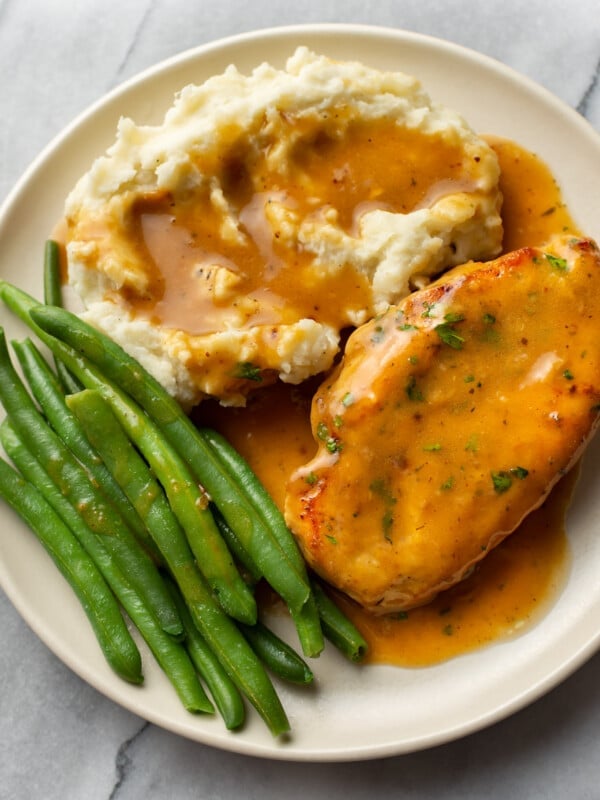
[285, 235, 600, 614]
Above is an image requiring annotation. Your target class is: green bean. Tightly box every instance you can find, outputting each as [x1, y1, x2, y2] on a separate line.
[0, 418, 213, 712]
[312, 582, 368, 663]
[165, 577, 245, 730]
[0, 287, 256, 626]
[25, 300, 311, 617]
[66, 388, 250, 634]
[0, 329, 182, 637]
[240, 621, 314, 685]
[42, 240, 82, 394]
[64, 389, 290, 735]
[12, 338, 162, 564]
[199, 427, 324, 658]
[212, 505, 262, 584]
[0, 450, 142, 685]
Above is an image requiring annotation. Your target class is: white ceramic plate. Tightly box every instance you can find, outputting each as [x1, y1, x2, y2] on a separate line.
[1, 24, 600, 762]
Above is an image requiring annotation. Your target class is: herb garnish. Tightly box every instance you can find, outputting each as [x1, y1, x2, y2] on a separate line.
[435, 322, 465, 350]
[491, 466, 529, 493]
[545, 253, 568, 271]
[234, 361, 263, 382]
[317, 422, 343, 454]
[405, 375, 424, 402]
[491, 471, 513, 493]
[370, 478, 397, 541]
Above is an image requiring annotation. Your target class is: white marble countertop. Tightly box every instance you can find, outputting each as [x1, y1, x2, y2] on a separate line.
[1, 1, 599, 797]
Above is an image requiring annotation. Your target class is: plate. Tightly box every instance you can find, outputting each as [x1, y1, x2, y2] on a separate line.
[1, 24, 600, 762]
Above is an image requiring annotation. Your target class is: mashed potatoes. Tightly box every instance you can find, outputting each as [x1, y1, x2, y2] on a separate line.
[65, 48, 503, 407]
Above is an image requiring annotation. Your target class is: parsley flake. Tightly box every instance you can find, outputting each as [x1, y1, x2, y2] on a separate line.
[491, 471, 512, 493]
[316, 422, 329, 441]
[234, 361, 263, 382]
[435, 322, 465, 350]
[510, 466, 529, 480]
[405, 375, 424, 402]
[444, 311, 465, 323]
[545, 253, 568, 271]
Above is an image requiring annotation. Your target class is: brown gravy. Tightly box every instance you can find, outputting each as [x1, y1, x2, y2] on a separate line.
[198, 137, 580, 667]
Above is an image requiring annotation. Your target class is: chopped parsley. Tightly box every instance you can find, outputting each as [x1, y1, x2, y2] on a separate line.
[483, 312, 496, 325]
[316, 422, 329, 441]
[421, 301, 437, 318]
[491, 471, 513, 494]
[435, 322, 465, 350]
[305, 472, 318, 486]
[491, 466, 528, 493]
[443, 311, 465, 324]
[465, 434, 479, 452]
[341, 392, 354, 407]
[317, 422, 343, 454]
[370, 478, 397, 541]
[545, 253, 568, 271]
[423, 442, 442, 452]
[326, 437, 342, 454]
[405, 375, 424, 402]
[563, 369, 574, 380]
[234, 361, 263, 382]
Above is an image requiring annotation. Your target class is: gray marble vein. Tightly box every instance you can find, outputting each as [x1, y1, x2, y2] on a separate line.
[577, 52, 600, 120]
[1, 1, 600, 798]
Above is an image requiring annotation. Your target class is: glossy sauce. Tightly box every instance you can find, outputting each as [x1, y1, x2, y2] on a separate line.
[199, 138, 581, 666]
[113, 118, 480, 335]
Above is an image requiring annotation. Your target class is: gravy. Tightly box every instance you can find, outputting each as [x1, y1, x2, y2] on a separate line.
[199, 137, 581, 666]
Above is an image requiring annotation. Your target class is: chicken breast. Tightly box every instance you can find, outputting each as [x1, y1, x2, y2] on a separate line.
[284, 235, 600, 614]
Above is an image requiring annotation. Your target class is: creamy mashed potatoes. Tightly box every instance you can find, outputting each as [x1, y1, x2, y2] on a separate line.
[65, 48, 503, 407]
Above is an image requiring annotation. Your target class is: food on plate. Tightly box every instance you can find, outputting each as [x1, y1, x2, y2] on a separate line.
[285, 235, 600, 613]
[63, 48, 503, 407]
[1, 43, 597, 740]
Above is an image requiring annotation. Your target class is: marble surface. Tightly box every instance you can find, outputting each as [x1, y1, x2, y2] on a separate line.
[1, 1, 600, 797]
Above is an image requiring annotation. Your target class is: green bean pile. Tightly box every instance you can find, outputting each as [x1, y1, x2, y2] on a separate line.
[0, 241, 367, 736]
